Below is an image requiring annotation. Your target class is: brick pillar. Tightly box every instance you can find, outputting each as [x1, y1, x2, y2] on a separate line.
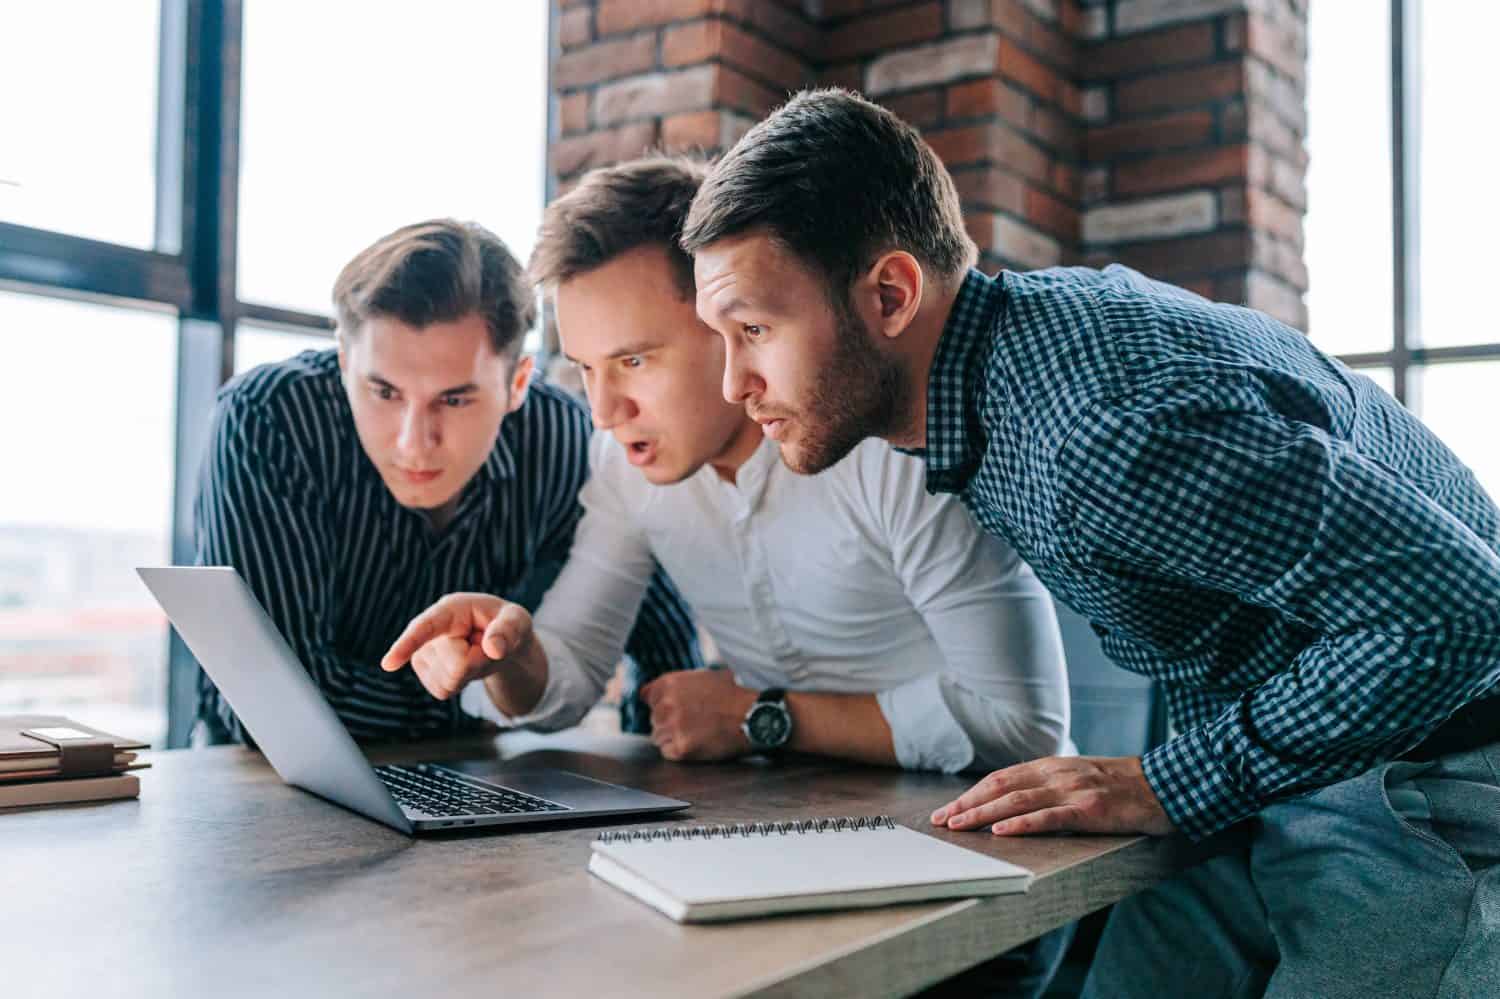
[1077, 0, 1309, 329]
[545, 0, 1309, 329]
[832, 1, 1084, 274]
[550, 0, 818, 194]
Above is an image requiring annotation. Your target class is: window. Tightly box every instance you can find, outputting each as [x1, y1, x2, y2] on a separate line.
[236, 0, 548, 317]
[1304, 2, 1392, 357]
[0, 3, 549, 746]
[235, 325, 334, 376]
[0, 1, 162, 248]
[1305, 2, 1500, 496]
[0, 290, 177, 745]
[1416, 6, 1500, 350]
[1414, 362, 1500, 498]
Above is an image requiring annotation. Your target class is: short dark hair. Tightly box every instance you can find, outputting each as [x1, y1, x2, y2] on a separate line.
[529, 155, 708, 299]
[332, 219, 535, 360]
[681, 89, 976, 296]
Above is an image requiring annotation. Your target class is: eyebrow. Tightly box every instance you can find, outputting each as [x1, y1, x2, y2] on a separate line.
[563, 340, 664, 365]
[366, 374, 479, 396]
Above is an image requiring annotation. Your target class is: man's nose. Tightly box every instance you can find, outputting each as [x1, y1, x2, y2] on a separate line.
[397, 406, 439, 455]
[722, 341, 760, 406]
[589, 376, 636, 430]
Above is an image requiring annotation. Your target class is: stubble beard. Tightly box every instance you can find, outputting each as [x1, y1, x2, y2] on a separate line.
[781, 305, 909, 475]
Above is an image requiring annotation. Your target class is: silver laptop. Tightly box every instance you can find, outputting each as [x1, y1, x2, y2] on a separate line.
[137, 566, 689, 835]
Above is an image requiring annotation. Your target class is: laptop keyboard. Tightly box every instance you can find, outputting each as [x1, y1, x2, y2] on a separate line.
[376, 763, 569, 818]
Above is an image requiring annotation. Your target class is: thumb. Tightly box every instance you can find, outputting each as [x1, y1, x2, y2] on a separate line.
[481, 602, 533, 660]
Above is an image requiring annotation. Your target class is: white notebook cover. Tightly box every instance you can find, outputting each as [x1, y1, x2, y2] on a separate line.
[588, 817, 1032, 923]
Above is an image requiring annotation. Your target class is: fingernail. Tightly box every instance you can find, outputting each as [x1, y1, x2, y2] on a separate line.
[930, 809, 944, 824]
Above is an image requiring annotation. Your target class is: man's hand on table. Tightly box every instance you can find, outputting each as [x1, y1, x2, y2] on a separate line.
[930, 755, 1177, 836]
[640, 668, 757, 762]
[380, 593, 538, 701]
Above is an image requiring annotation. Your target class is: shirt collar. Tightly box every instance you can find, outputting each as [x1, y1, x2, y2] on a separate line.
[921, 268, 1005, 493]
[703, 434, 779, 512]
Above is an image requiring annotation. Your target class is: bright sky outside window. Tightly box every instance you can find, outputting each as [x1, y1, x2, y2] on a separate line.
[0, 1, 161, 248]
[236, 1, 548, 326]
[0, 289, 177, 745]
[1416, 5, 1500, 349]
[1303, 1, 1394, 357]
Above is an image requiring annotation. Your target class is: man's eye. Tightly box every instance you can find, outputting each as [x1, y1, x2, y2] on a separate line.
[623, 356, 643, 369]
[743, 324, 764, 339]
[375, 385, 397, 401]
[441, 395, 469, 408]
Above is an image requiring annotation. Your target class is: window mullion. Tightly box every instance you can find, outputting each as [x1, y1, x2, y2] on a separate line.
[1390, 0, 1421, 407]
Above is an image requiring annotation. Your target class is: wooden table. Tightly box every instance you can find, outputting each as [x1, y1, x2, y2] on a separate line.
[4, 728, 1198, 998]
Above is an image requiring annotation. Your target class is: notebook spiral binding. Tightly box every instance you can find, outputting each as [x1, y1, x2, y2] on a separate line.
[594, 815, 896, 844]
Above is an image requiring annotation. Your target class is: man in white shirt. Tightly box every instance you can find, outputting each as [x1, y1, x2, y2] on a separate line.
[380, 157, 1071, 777]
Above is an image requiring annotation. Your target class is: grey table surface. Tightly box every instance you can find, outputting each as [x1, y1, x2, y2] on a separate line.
[2, 725, 1198, 998]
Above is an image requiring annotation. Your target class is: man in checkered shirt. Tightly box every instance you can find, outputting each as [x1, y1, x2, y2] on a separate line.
[682, 89, 1499, 998]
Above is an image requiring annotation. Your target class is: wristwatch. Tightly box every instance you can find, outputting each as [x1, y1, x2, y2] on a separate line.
[741, 688, 793, 753]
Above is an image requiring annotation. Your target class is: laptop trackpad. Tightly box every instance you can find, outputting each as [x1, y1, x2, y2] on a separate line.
[437, 760, 671, 811]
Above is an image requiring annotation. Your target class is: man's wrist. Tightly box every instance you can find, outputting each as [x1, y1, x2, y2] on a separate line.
[728, 683, 757, 749]
[482, 632, 550, 717]
[741, 687, 794, 752]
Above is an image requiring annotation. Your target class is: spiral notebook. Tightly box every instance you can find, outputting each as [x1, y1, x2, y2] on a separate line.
[587, 815, 1032, 923]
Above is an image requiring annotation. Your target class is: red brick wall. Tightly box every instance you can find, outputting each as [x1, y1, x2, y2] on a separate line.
[550, 0, 817, 193]
[546, 0, 1309, 328]
[1077, 0, 1309, 329]
[823, 1, 1084, 275]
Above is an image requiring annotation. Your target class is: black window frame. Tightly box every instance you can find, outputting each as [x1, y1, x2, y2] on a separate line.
[0, 1, 336, 747]
[1334, 0, 1500, 402]
[2, 0, 554, 746]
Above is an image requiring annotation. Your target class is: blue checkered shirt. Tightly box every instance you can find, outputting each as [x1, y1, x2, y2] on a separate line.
[919, 266, 1500, 840]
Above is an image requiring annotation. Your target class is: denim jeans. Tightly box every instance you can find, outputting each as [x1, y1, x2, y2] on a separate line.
[1081, 741, 1500, 999]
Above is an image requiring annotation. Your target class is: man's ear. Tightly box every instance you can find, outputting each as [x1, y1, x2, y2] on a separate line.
[506, 354, 536, 414]
[867, 251, 924, 340]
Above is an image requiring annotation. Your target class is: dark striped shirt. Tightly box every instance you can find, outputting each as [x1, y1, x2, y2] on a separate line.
[193, 348, 701, 743]
[920, 266, 1500, 840]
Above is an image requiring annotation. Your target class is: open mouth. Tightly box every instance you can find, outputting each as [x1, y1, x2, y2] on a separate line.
[625, 440, 657, 466]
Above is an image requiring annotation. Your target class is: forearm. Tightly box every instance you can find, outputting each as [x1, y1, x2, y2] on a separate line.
[785, 690, 897, 767]
[1147, 609, 1500, 840]
[479, 632, 551, 718]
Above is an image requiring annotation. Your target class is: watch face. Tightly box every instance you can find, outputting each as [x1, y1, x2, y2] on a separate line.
[747, 702, 792, 749]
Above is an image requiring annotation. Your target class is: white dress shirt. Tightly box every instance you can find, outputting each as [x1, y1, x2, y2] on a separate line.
[462, 433, 1071, 773]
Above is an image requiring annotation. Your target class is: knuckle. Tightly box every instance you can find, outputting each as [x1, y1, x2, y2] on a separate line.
[1075, 792, 1107, 818]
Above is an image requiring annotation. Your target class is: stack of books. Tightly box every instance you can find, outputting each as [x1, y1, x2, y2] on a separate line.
[0, 715, 149, 809]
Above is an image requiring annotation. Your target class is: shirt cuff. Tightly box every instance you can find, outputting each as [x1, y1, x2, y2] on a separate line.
[876, 674, 976, 774]
[1142, 721, 1261, 841]
[457, 630, 598, 732]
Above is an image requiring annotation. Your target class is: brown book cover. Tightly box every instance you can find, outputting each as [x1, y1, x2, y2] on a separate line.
[0, 715, 150, 783]
[0, 773, 141, 809]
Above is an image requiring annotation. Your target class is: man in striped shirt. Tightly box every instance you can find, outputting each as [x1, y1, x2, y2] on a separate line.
[193, 220, 699, 743]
